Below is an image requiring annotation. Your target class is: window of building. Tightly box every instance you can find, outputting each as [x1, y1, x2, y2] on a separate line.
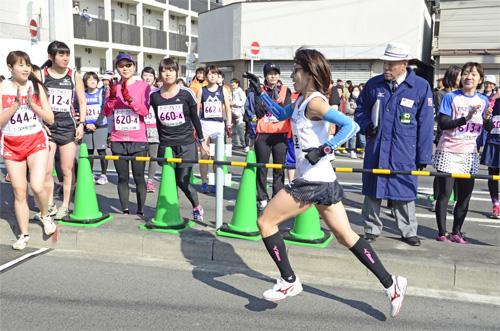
[100, 59, 106, 74]
[111, 9, 115, 21]
[75, 57, 81, 72]
[157, 19, 163, 30]
[178, 24, 186, 35]
[130, 13, 137, 25]
[98, 6, 104, 19]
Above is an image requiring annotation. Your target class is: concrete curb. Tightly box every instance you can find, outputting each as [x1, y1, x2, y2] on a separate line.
[1, 219, 498, 297]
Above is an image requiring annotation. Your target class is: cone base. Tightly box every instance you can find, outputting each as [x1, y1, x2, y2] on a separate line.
[217, 223, 262, 241]
[190, 177, 202, 184]
[58, 214, 113, 228]
[283, 230, 333, 248]
[140, 217, 194, 233]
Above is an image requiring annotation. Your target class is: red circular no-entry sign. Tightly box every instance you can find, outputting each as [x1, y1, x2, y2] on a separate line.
[29, 19, 38, 37]
[251, 41, 260, 55]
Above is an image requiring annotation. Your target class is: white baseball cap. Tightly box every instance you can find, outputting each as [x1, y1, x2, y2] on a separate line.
[484, 75, 497, 85]
[380, 42, 412, 61]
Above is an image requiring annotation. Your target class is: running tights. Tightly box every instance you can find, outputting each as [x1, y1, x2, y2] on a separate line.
[435, 174, 475, 236]
[148, 143, 159, 180]
[488, 167, 499, 204]
[88, 149, 108, 175]
[175, 166, 199, 208]
[114, 151, 147, 212]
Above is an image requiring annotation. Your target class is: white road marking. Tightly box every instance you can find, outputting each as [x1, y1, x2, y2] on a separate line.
[0, 247, 51, 272]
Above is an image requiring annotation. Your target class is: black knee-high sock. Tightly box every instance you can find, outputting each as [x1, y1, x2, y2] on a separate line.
[263, 232, 296, 283]
[349, 237, 393, 288]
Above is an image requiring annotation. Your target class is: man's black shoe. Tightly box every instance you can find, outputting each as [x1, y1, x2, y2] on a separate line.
[402, 236, 421, 246]
[363, 233, 379, 243]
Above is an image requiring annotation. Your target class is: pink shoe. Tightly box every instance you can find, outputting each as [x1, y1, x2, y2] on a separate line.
[436, 233, 452, 243]
[490, 206, 500, 219]
[450, 232, 471, 244]
[147, 180, 155, 193]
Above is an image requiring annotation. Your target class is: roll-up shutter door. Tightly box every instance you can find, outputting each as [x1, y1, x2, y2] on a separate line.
[250, 60, 372, 92]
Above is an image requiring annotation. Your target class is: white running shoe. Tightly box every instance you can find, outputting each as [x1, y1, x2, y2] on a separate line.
[263, 277, 303, 301]
[257, 200, 268, 212]
[13, 234, 30, 250]
[350, 151, 357, 159]
[54, 207, 69, 220]
[384, 275, 407, 318]
[41, 215, 57, 235]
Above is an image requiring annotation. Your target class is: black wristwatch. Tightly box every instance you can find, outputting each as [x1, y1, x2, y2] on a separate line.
[80, 121, 87, 126]
[128, 97, 134, 104]
[321, 144, 333, 155]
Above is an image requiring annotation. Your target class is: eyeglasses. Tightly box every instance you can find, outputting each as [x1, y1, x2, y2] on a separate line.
[291, 66, 304, 74]
[117, 63, 134, 69]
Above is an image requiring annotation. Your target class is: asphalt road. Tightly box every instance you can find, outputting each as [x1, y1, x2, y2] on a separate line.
[1, 248, 499, 331]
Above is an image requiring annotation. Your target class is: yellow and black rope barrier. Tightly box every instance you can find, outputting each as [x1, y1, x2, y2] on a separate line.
[83, 155, 499, 181]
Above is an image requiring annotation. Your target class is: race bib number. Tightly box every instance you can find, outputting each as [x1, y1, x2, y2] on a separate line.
[9, 105, 40, 133]
[456, 108, 482, 139]
[203, 101, 222, 118]
[263, 111, 279, 123]
[491, 115, 500, 135]
[48, 88, 72, 112]
[144, 106, 156, 125]
[114, 109, 139, 131]
[86, 104, 101, 121]
[158, 104, 185, 127]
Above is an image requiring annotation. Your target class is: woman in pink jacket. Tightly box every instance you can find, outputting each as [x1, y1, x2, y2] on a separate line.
[103, 53, 151, 216]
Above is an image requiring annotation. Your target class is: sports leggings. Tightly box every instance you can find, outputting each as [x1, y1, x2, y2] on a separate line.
[435, 173, 475, 236]
[175, 166, 199, 208]
[114, 151, 147, 212]
[255, 132, 287, 201]
[88, 149, 108, 175]
[148, 143, 159, 180]
[488, 167, 499, 201]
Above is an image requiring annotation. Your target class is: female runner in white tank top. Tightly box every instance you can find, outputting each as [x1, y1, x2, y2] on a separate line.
[244, 48, 408, 318]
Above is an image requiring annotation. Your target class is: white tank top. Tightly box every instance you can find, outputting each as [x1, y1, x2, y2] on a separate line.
[291, 92, 336, 182]
[1, 80, 44, 136]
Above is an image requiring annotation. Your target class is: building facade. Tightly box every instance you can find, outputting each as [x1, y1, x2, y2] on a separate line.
[198, 0, 433, 88]
[432, 0, 500, 82]
[0, 0, 223, 80]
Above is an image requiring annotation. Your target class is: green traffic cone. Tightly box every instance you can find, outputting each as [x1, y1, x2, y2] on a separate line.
[223, 155, 236, 186]
[59, 143, 113, 227]
[140, 147, 194, 233]
[52, 165, 57, 177]
[189, 168, 202, 184]
[217, 150, 261, 241]
[283, 206, 333, 248]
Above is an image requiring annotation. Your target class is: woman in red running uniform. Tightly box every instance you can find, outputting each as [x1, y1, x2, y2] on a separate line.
[0, 51, 56, 249]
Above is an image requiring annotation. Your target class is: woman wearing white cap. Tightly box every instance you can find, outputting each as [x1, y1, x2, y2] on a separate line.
[103, 53, 151, 216]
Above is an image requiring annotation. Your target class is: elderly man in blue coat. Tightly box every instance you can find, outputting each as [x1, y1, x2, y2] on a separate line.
[355, 42, 434, 247]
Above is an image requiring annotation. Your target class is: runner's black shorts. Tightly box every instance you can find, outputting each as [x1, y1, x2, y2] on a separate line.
[46, 119, 76, 146]
[158, 142, 197, 168]
[284, 178, 345, 205]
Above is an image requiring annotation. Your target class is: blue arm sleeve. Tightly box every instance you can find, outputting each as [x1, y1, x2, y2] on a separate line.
[323, 107, 360, 150]
[258, 93, 293, 121]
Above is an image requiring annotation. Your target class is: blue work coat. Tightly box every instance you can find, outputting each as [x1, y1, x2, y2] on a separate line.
[355, 67, 434, 200]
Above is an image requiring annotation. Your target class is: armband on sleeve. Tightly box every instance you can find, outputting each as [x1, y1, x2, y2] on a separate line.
[322, 107, 359, 150]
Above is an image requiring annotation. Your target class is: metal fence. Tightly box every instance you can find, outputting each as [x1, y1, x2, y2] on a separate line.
[112, 22, 140, 46]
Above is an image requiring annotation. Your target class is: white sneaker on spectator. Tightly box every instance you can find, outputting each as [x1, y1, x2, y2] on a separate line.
[431, 200, 436, 212]
[244, 146, 250, 153]
[263, 277, 303, 301]
[257, 200, 268, 211]
[350, 151, 357, 159]
[384, 275, 407, 318]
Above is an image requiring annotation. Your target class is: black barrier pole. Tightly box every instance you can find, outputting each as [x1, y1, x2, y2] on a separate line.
[82, 156, 499, 181]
